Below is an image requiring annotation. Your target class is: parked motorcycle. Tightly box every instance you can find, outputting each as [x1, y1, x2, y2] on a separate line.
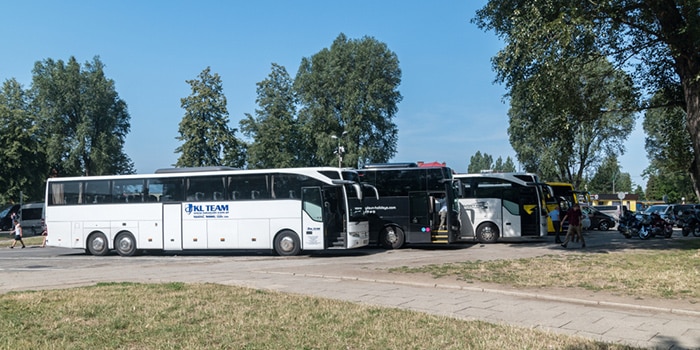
[679, 209, 700, 237]
[638, 212, 674, 240]
[617, 211, 639, 239]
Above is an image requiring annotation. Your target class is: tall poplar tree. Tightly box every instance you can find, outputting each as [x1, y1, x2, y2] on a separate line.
[175, 67, 245, 168]
[240, 64, 302, 169]
[0, 79, 47, 202]
[32, 56, 133, 176]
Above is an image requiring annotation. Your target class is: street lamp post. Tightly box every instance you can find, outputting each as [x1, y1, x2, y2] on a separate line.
[331, 131, 348, 168]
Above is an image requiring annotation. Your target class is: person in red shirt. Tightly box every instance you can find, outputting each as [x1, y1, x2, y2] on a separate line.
[561, 204, 585, 248]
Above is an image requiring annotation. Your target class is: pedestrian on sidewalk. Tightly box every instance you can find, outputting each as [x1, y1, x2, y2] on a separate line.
[561, 203, 585, 248]
[9, 219, 25, 249]
[549, 204, 562, 243]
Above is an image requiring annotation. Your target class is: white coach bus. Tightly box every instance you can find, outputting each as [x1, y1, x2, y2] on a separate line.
[453, 172, 550, 243]
[45, 167, 370, 256]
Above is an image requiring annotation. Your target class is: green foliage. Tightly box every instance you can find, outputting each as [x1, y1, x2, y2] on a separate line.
[467, 152, 516, 173]
[642, 92, 697, 202]
[644, 171, 697, 203]
[175, 67, 245, 168]
[0, 79, 47, 202]
[586, 155, 632, 194]
[506, 56, 636, 189]
[467, 151, 492, 173]
[294, 33, 402, 167]
[474, 0, 700, 204]
[240, 64, 303, 169]
[31, 56, 133, 176]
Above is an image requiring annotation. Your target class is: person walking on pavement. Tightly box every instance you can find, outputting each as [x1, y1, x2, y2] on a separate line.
[9, 219, 25, 249]
[549, 205, 563, 244]
[561, 203, 585, 248]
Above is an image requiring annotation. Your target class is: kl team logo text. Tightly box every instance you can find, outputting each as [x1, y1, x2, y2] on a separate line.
[185, 203, 230, 218]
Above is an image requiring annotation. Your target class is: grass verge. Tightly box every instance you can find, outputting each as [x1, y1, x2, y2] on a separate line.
[391, 240, 700, 301]
[0, 282, 639, 349]
[0, 235, 43, 248]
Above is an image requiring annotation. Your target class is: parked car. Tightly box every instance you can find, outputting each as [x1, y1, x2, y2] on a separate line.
[581, 205, 616, 231]
[674, 204, 700, 228]
[643, 204, 676, 222]
[0, 204, 21, 231]
[593, 205, 627, 221]
[20, 202, 45, 236]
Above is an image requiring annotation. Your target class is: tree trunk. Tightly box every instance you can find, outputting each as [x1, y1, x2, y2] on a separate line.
[684, 80, 700, 201]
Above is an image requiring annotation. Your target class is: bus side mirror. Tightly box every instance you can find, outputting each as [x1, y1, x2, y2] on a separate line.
[353, 183, 363, 201]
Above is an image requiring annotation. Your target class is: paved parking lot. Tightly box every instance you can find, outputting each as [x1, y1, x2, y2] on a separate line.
[1, 229, 699, 349]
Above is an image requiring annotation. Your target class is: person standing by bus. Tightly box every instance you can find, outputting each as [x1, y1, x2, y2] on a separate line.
[40, 226, 48, 248]
[549, 205, 562, 244]
[560, 203, 585, 248]
[9, 219, 25, 249]
[437, 193, 448, 230]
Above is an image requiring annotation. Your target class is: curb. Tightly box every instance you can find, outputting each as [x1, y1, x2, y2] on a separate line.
[260, 270, 700, 317]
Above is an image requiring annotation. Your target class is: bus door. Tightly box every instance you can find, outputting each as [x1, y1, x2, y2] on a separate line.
[517, 187, 541, 236]
[407, 191, 431, 243]
[322, 186, 345, 248]
[301, 187, 324, 250]
[162, 203, 182, 250]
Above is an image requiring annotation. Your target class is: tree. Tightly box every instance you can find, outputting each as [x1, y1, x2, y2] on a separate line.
[493, 156, 517, 172]
[467, 151, 493, 173]
[294, 33, 402, 167]
[0, 79, 47, 202]
[586, 155, 632, 194]
[642, 92, 697, 202]
[175, 67, 245, 168]
[505, 54, 636, 188]
[467, 152, 516, 173]
[474, 1, 700, 200]
[644, 168, 696, 203]
[31, 56, 133, 176]
[240, 64, 303, 169]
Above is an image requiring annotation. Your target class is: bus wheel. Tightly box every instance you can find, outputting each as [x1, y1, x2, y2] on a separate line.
[274, 230, 301, 256]
[476, 223, 499, 243]
[87, 232, 110, 256]
[380, 226, 404, 249]
[115, 232, 138, 257]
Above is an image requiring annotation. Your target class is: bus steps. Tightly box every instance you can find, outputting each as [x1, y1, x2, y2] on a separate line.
[431, 231, 449, 244]
[331, 236, 346, 247]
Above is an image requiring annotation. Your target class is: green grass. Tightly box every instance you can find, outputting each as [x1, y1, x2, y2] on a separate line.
[391, 240, 700, 301]
[0, 283, 639, 349]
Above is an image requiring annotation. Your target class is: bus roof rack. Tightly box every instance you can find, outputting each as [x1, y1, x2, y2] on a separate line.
[362, 163, 418, 169]
[155, 166, 239, 174]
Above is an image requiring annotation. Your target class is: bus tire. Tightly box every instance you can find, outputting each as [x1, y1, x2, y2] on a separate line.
[115, 231, 138, 257]
[274, 230, 301, 256]
[87, 232, 110, 256]
[476, 223, 499, 243]
[379, 226, 404, 249]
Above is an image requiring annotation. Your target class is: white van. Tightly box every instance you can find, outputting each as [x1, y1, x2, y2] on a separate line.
[20, 202, 45, 236]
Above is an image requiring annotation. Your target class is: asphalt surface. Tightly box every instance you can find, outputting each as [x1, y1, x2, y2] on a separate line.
[1, 230, 699, 349]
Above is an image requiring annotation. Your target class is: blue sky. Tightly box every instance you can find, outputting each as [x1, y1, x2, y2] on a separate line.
[0, 0, 647, 187]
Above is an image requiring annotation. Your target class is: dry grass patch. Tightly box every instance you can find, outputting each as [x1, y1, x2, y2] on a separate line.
[0, 235, 43, 247]
[391, 240, 700, 301]
[0, 283, 638, 349]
